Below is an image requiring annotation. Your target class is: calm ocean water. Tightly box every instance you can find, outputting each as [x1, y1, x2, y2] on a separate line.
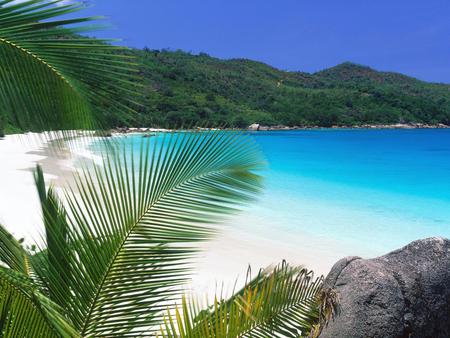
[92, 129, 450, 261]
[248, 129, 450, 255]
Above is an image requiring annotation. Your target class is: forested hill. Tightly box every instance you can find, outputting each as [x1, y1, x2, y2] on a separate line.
[129, 49, 450, 128]
[5, 48, 450, 133]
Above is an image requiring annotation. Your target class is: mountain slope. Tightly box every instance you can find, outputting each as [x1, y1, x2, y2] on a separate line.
[129, 50, 450, 128]
[4, 49, 450, 132]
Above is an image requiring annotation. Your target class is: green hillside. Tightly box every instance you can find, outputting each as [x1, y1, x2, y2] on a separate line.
[129, 49, 450, 128]
[4, 48, 450, 132]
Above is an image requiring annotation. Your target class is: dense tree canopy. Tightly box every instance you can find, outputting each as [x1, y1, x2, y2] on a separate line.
[127, 50, 450, 128]
[4, 47, 450, 131]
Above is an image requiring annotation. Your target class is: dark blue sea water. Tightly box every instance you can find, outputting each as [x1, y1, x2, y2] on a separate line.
[92, 129, 450, 265]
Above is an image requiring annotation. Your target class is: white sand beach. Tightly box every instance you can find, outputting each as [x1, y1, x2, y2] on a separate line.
[0, 133, 335, 299]
[190, 226, 336, 297]
[0, 133, 99, 244]
[0, 134, 60, 243]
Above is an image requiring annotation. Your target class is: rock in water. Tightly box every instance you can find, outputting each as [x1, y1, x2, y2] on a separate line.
[319, 237, 450, 338]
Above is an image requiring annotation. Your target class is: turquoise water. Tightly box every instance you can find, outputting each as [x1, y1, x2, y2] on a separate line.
[92, 129, 450, 262]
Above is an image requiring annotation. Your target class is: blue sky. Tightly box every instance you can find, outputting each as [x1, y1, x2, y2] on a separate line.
[77, 0, 450, 83]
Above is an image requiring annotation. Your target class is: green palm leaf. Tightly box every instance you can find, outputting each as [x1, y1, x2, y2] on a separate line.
[0, 0, 139, 132]
[159, 262, 325, 338]
[0, 242, 78, 337]
[0, 224, 29, 275]
[33, 164, 71, 309]
[29, 131, 264, 337]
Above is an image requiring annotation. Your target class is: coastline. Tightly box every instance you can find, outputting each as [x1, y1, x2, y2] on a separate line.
[106, 122, 450, 135]
[0, 134, 69, 243]
[190, 225, 338, 297]
[2, 129, 449, 300]
[0, 133, 99, 243]
[247, 122, 450, 131]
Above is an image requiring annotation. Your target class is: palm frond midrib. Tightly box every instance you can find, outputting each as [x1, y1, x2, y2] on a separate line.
[0, 37, 76, 90]
[79, 164, 250, 335]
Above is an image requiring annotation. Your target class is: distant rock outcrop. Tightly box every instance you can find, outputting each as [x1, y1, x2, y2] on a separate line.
[319, 237, 450, 338]
[247, 123, 260, 131]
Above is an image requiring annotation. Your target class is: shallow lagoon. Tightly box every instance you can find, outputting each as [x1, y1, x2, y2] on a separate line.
[92, 129, 450, 276]
[248, 129, 450, 254]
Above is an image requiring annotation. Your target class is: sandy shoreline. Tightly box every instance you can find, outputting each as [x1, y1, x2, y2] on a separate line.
[0, 133, 94, 243]
[190, 225, 336, 297]
[0, 134, 60, 243]
[0, 133, 335, 298]
[108, 123, 450, 135]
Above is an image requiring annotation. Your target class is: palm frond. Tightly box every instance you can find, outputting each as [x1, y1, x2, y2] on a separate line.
[0, 0, 139, 132]
[31, 131, 264, 337]
[33, 164, 71, 309]
[159, 262, 324, 338]
[0, 267, 78, 338]
[0, 224, 29, 275]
